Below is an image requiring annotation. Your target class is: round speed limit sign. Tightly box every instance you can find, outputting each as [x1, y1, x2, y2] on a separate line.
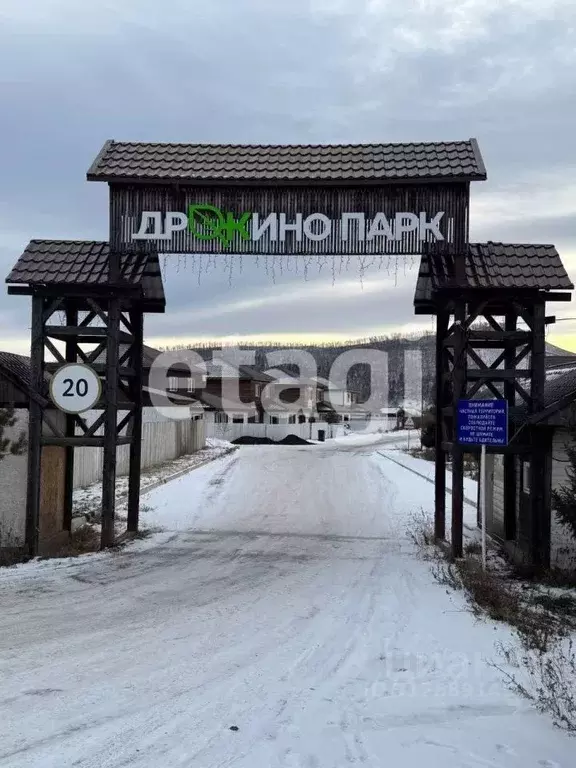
[49, 363, 102, 414]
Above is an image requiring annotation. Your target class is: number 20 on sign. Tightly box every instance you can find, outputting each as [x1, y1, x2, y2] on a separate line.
[49, 363, 102, 414]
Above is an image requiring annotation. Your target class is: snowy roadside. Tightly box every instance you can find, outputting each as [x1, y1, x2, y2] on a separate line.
[71, 438, 236, 528]
[0, 440, 238, 575]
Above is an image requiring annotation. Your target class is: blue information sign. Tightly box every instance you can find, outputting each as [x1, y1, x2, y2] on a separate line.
[457, 399, 508, 447]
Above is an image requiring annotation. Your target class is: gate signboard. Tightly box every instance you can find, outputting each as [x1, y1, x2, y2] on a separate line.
[457, 399, 508, 447]
[87, 138, 486, 256]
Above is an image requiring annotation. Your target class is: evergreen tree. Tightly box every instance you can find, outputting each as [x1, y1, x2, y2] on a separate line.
[551, 427, 576, 541]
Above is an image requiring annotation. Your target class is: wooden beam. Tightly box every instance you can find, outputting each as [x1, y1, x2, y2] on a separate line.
[44, 337, 66, 365]
[41, 436, 132, 447]
[44, 362, 135, 377]
[451, 302, 466, 559]
[42, 298, 64, 323]
[544, 292, 572, 302]
[116, 411, 133, 436]
[504, 313, 517, 541]
[467, 369, 531, 380]
[101, 299, 120, 549]
[45, 326, 134, 343]
[435, 311, 448, 541]
[85, 411, 106, 438]
[530, 302, 547, 569]
[128, 311, 144, 534]
[467, 330, 531, 343]
[63, 304, 78, 533]
[25, 296, 45, 558]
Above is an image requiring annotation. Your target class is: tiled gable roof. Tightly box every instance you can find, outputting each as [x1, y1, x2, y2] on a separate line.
[5, 240, 165, 309]
[87, 139, 487, 183]
[414, 242, 573, 311]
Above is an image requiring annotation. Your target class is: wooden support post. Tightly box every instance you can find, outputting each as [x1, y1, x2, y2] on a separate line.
[529, 301, 547, 569]
[503, 312, 517, 540]
[25, 295, 45, 557]
[451, 300, 466, 559]
[63, 303, 78, 532]
[434, 311, 449, 540]
[101, 298, 120, 548]
[127, 310, 144, 533]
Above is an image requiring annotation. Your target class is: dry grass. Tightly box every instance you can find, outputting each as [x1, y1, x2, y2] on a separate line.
[406, 507, 435, 552]
[492, 637, 576, 734]
[40, 525, 101, 560]
[0, 546, 29, 567]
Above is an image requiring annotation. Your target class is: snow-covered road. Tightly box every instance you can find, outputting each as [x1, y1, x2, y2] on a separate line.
[0, 435, 573, 767]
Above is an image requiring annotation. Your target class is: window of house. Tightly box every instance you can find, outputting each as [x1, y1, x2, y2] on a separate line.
[232, 414, 244, 424]
[168, 377, 178, 391]
[187, 378, 196, 393]
[215, 412, 228, 424]
[271, 416, 279, 424]
[288, 415, 296, 424]
[247, 415, 256, 423]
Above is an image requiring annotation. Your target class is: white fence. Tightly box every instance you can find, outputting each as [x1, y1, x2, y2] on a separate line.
[73, 416, 205, 489]
[206, 419, 393, 443]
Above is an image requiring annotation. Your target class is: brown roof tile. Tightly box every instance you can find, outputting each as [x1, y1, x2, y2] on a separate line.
[87, 139, 487, 183]
[414, 242, 573, 311]
[5, 240, 165, 309]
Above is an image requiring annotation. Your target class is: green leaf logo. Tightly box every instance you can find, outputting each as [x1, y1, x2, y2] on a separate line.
[188, 204, 252, 247]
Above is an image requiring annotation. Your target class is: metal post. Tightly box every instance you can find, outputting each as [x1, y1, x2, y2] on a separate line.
[25, 295, 45, 557]
[101, 297, 120, 548]
[127, 310, 144, 533]
[481, 443, 487, 570]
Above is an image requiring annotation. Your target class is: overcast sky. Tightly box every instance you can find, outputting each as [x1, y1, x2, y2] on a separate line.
[1, 0, 575, 353]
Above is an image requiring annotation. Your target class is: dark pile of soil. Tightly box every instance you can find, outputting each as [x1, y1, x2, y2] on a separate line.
[232, 434, 312, 446]
[232, 436, 275, 445]
[277, 435, 312, 446]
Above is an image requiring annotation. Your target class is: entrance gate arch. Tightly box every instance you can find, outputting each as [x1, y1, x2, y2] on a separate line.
[6, 138, 572, 567]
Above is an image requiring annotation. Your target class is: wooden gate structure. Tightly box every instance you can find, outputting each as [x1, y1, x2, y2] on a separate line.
[5, 138, 572, 566]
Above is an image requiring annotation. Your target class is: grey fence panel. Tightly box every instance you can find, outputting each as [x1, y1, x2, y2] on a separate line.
[73, 418, 206, 489]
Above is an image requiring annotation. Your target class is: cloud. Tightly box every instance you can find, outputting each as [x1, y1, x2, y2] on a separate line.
[0, 0, 575, 352]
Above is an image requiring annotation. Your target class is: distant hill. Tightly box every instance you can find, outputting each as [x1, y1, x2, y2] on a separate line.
[169, 334, 436, 410]
[165, 333, 576, 414]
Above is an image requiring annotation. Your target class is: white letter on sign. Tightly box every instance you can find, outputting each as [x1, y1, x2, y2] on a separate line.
[164, 212, 188, 237]
[341, 213, 365, 242]
[303, 213, 331, 241]
[133, 212, 170, 240]
[279, 213, 303, 242]
[419, 212, 445, 241]
[367, 212, 393, 240]
[394, 212, 419, 240]
[252, 213, 278, 242]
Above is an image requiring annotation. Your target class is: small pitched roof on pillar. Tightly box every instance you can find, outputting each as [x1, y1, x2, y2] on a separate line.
[5, 240, 165, 312]
[414, 242, 573, 313]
